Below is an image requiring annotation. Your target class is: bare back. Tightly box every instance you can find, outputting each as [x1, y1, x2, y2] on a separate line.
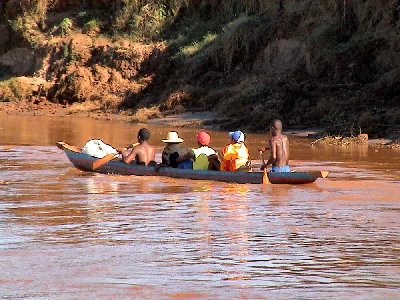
[270, 134, 290, 167]
[123, 142, 155, 165]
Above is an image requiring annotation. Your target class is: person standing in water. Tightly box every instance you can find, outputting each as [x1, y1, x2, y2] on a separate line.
[121, 128, 155, 166]
[260, 119, 290, 172]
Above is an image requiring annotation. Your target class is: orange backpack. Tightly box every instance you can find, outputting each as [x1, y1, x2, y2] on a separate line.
[220, 143, 250, 171]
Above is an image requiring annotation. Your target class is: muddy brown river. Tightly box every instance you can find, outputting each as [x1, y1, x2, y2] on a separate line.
[0, 114, 399, 299]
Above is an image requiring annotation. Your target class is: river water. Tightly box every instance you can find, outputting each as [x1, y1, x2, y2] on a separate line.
[0, 114, 399, 299]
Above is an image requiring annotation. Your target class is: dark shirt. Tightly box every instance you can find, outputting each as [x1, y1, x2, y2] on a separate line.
[162, 143, 189, 168]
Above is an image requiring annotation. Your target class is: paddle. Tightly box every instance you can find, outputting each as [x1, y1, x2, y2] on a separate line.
[259, 151, 270, 184]
[92, 153, 117, 170]
[259, 150, 266, 166]
[117, 142, 140, 153]
[92, 142, 139, 170]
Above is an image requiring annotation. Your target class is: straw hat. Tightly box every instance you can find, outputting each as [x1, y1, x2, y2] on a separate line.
[161, 131, 184, 143]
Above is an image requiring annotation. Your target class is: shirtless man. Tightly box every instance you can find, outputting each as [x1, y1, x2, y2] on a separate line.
[260, 119, 290, 172]
[121, 128, 155, 165]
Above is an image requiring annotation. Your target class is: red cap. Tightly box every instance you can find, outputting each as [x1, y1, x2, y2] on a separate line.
[197, 131, 211, 146]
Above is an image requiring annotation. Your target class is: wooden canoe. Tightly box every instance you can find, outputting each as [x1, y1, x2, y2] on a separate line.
[56, 142, 328, 185]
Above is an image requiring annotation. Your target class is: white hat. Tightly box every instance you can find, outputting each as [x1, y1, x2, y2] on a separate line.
[161, 131, 184, 143]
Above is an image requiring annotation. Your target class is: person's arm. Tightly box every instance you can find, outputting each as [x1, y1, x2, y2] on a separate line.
[261, 140, 276, 170]
[220, 145, 228, 159]
[117, 142, 140, 155]
[258, 146, 267, 162]
[161, 149, 168, 164]
[266, 140, 277, 166]
[284, 136, 290, 163]
[258, 145, 270, 153]
[122, 147, 138, 164]
[177, 150, 195, 163]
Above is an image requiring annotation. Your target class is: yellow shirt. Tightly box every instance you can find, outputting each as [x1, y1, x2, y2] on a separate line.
[220, 143, 249, 171]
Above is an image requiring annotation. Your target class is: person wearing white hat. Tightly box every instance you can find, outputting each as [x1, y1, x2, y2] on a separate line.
[161, 131, 190, 168]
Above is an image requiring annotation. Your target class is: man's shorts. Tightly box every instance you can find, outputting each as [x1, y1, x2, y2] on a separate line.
[271, 165, 291, 173]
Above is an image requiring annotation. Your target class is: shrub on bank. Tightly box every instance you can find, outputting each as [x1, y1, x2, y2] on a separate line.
[0, 0, 399, 136]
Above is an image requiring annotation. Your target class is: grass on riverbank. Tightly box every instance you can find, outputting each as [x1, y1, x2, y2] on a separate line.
[1, 0, 400, 138]
[0, 77, 37, 102]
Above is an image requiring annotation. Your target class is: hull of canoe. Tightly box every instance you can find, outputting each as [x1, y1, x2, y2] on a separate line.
[62, 147, 324, 185]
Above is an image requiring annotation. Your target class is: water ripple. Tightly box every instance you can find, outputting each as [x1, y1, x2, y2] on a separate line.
[0, 146, 399, 298]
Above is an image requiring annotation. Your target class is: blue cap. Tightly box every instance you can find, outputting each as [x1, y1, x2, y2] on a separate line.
[229, 130, 245, 142]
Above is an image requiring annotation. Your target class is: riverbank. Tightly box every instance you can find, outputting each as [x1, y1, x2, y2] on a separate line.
[1, 1, 400, 140]
[2, 101, 400, 149]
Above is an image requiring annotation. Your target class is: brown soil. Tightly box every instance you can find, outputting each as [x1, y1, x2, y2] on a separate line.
[1, 2, 400, 141]
[310, 134, 400, 148]
[0, 96, 136, 123]
[311, 135, 368, 146]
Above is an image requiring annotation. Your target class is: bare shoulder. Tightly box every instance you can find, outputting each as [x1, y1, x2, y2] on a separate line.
[282, 134, 289, 141]
[268, 138, 274, 148]
[133, 144, 146, 153]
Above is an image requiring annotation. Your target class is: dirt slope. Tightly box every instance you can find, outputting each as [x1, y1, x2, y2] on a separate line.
[0, 1, 399, 138]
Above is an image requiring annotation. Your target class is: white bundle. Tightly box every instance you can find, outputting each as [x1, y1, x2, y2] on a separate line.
[82, 139, 118, 158]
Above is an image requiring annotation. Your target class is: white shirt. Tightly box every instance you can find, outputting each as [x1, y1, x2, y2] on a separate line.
[192, 146, 216, 158]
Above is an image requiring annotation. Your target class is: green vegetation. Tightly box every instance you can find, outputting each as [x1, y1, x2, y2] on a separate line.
[5, 0, 52, 45]
[83, 18, 100, 33]
[59, 18, 72, 36]
[1, 0, 400, 136]
[77, 11, 90, 23]
[0, 78, 35, 101]
[178, 33, 217, 58]
[112, 1, 178, 42]
[61, 43, 80, 65]
[9, 16, 39, 46]
[0, 78, 20, 101]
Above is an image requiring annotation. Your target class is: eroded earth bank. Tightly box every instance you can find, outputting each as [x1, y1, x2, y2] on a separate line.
[1, 0, 400, 140]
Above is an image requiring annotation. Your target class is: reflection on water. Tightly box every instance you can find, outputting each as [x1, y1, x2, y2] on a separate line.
[0, 115, 400, 298]
[1, 113, 400, 176]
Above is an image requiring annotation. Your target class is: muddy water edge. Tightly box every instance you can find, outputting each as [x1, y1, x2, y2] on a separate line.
[0, 114, 399, 299]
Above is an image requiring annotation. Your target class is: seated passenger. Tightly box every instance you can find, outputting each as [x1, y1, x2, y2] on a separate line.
[220, 130, 251, 172]
[177, 131, 218, 170]
[161, 131, 190, 168]
[120, 128, 156, 166]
